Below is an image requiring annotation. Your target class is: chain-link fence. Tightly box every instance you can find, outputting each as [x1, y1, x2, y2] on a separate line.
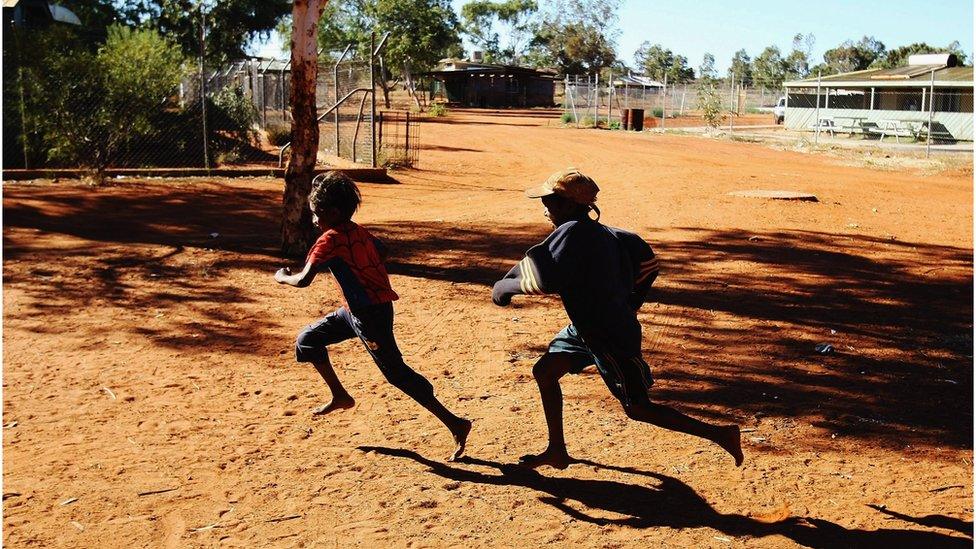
[376, 110, 421, 167]
[560, 73, 973, 148]
[2, 25, 422, 172]
[561, 75, 786, 129]
[314, 59, 375, 164]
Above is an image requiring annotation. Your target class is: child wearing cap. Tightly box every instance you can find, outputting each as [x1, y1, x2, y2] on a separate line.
[492, 168, 743, 469]
[275, 171, 471, 461]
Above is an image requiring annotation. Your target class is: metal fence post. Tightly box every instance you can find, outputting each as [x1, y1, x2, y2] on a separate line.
[661, 73, 667, 129]
[199, 6, 209, 171]
[728, 71, 735, 133]
[377, 111, 383, 156]
[926, 69, 935, 158]
[594, 73, 599, 126]
[370, 32, 377, 168]
[333, 44, 352, 157]
[814, 70, 822, 146]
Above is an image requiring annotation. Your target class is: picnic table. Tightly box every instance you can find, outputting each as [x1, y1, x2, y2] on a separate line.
[810, 117, 837, 137]
[832, 116, 869, 136]
[872, 118, 926, 143]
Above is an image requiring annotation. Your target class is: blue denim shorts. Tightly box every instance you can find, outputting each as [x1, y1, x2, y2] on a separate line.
[295, 302, 433, 398]
[548, 324, 654, 406]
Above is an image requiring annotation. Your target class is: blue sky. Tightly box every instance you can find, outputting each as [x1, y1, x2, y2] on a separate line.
[255, 0, 973, 72]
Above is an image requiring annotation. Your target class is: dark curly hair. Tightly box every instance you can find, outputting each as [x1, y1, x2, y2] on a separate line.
[308, 171, 361, 221]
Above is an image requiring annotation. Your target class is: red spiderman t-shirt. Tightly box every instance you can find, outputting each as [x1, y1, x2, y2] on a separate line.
[305, 221, 399, 310]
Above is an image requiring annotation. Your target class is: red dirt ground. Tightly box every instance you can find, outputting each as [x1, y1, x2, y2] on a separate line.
[3, 108, 973, 547]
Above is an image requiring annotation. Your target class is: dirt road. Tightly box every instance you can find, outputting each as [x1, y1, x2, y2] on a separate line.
[4, 109, 972, 547]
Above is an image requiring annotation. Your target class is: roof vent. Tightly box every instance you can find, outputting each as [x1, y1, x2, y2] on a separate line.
[471, 50, 484, 63]
[908, 53, 957, 67]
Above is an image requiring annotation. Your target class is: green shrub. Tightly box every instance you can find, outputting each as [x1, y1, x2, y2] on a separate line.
[651, 107, 664, 118]
[209, 85, 259, 150]
[580, 116, 595, 128]
[17, 25, 186, 177]
[560, 112, 576, 124]
[696, 79, 723, 128]
[265, 123, 291, 146]
[608, 120, 621, 130]
[428, 103, 448, 117]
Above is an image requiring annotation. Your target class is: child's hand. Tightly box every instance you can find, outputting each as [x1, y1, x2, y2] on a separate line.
[491, 281, 512, 306]
[274, 267, 292, 283]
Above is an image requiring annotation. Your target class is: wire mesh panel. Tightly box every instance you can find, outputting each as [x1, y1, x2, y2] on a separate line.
[3, 26, 396, 172]
[562, 75, 603, 126]
[377, 110, 421, 168]
[316, 59, 375, 165]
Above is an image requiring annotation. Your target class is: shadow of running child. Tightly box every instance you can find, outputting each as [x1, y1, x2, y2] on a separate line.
[357, 446, 971, 548]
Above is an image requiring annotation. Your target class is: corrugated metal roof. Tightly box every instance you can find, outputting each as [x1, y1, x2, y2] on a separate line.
[937, 66, 974, 81]
[785, 65, 973, 88]
[612, 74, 663, 87]
[869, 64, 943, 79]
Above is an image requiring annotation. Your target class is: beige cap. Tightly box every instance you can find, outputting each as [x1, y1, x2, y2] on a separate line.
[525, 168, 599, 205]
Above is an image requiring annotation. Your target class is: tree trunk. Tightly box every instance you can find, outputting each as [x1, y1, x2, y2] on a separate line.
[402, 61, 424, 111]
[378, 55, 391, 109]
[281, 0, 328, 258]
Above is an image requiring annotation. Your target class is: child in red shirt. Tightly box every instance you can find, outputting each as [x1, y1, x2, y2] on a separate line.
[275, 171, 471, 461]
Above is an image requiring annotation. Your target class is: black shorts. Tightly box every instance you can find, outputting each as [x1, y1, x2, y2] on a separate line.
[295, 302, 433, 398]
[548, 324, 654, 406]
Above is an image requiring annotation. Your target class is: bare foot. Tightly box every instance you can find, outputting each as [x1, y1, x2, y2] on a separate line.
[311, 395, 355, 416]
[447, 418, 472, 462]
[717, 425, 744, 466]
[518, 449, 572, 470]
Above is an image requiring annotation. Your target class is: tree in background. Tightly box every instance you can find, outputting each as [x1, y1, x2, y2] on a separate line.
[872, 41, 969, 68]
[460, 0, 538, 64]
[784, 33, 814, 80]
[818, 36, 885, 74]
[634, 42, 693, 83]
[728, 49, 752, 82]
[122, 0, 291, 64]
[23, 26, 185, 180]
[698, 53, 717, 81]
[524, 0, 620, 73]
[752, 45, 786, 89]
[696, 53, 722, 127]
[532, 20, 615, 74]
[293, 0, 461, 75]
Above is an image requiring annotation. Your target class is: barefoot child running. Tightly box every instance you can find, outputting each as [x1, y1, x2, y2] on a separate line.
[275, 171, 471, 461]
[492, 168, 742, 469]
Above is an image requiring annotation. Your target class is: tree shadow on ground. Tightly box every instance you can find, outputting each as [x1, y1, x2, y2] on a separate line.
[3, 182, 972, 448]
[360, 446, 972, 548]
[367, 221, 973, 449]
[3, 180, 284, 351]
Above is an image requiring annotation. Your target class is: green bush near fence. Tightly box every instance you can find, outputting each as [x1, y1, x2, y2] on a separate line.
[428, 103, 448, 117]
[210, 85, 260, 150]
[265, 123, 292, 146]
[696, 80, 724, 128]
[5, 24, 266, 173]
[20, 25, 186, 178]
